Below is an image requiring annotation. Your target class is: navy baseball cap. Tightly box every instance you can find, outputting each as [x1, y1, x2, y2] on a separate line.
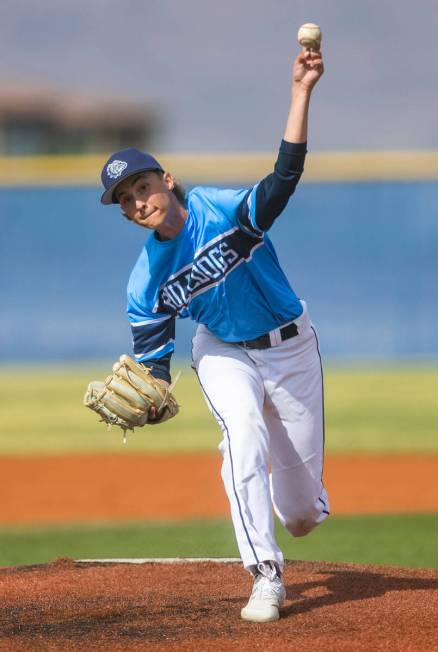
[100, 147, 164, 205]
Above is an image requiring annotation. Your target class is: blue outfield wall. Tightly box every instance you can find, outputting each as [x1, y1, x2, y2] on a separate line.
[1, 181, 437, 362]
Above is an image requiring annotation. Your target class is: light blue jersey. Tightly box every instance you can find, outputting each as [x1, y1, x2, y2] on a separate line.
[128, 174, 304, 366]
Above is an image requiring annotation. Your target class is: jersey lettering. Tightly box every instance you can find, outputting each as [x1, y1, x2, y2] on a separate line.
[156, 229, 263, 314]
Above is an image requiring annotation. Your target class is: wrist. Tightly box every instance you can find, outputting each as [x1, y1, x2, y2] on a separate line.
[156, 378, 170, 388]
[291, 82, 312, 98]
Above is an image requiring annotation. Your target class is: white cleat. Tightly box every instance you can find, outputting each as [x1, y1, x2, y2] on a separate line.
[241, 561, 286, 623]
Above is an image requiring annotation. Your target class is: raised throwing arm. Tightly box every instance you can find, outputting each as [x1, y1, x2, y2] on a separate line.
[284, 48, 324, 144]
[236, 47, 324, 234]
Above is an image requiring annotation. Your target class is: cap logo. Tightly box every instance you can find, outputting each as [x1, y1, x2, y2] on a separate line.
[107, 160, 128, 179]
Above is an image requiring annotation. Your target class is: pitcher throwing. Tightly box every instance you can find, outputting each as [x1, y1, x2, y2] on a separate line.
[97, 45, 328, 622]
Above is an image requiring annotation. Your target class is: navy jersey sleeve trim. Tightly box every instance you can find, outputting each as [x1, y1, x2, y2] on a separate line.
[131, 317, 175, 356]
[129, 315, 176, 377]
[238, 140, 307, 234]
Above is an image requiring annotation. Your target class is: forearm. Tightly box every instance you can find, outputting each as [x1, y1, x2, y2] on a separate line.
[283, 86, 311, 144]
[284, 47, 324, 143]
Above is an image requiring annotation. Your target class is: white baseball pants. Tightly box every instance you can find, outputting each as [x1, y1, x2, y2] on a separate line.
[191, 301, 329, 570]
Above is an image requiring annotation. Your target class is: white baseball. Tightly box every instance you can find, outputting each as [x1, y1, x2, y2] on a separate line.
[297, 23, 322, 49]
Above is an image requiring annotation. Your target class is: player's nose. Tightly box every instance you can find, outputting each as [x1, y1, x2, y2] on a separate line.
[135, 198, 147, 212]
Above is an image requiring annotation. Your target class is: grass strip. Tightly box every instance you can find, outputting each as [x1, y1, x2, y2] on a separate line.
[0, 365, 437, 454]
[0, 513, 436, 569]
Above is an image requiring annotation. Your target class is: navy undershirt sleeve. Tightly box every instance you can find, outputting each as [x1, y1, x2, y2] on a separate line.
[253, 140, 307, 231]
[140, 354, 172, 384]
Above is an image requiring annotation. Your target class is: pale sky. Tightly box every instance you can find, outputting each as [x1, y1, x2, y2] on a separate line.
[1, 0, 437, 151]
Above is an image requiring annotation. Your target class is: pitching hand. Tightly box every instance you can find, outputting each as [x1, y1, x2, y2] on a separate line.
[293, 49, 324, 92]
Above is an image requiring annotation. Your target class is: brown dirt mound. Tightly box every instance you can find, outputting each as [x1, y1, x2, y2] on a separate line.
[0, 559, 437, 651]
[1, 453, 437, 525]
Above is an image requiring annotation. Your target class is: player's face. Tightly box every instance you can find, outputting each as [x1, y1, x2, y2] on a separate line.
[115, 171, 175, 229]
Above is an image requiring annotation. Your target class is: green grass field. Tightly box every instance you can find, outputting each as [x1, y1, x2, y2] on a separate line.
[0, 364, 437, 454]
[1, 364, 437, 569]
[0, 515, 437, 568]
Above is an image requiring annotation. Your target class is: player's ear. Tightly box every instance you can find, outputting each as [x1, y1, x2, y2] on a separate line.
[163, 171, 175, 191]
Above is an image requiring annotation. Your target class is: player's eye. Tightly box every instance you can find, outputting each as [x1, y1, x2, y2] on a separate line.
[120, 195, 132, 207]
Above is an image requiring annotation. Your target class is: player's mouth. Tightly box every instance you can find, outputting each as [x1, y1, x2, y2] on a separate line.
[137, 208, 159, 222]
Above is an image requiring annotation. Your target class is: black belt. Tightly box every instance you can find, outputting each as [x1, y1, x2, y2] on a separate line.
[238, 322, 298, 350]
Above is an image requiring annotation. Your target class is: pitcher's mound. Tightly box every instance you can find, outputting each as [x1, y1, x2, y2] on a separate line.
[1, 558, 437, 651]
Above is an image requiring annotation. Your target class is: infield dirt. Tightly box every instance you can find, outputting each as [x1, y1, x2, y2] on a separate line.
[1, 558, 437, 651]
[1, 453, 437, 525]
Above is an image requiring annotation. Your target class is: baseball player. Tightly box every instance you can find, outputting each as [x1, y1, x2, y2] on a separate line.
[99, 46, 328, 623]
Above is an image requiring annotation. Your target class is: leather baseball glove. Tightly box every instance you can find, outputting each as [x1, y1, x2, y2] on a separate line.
[84, 354, 179, 436]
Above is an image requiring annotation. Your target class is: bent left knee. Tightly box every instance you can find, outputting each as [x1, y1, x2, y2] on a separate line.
[284, 507, 329, 538]
[287, 518, 319, 537]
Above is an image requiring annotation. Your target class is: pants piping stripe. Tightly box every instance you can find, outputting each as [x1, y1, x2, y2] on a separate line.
[193, 367, 260, 566]
[310, 325, 326, 477]
[310, 325, 330, 518]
